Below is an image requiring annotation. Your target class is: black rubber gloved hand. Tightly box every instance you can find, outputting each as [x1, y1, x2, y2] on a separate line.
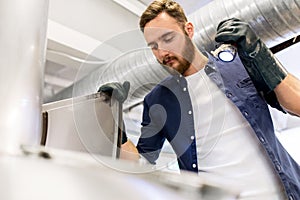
[98, 81, 130, 103]
[98, 81, 130, 144]
[215, 18, 288, 94]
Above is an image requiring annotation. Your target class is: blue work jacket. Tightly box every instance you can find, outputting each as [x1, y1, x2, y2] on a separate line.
[136, 54, 300, 199]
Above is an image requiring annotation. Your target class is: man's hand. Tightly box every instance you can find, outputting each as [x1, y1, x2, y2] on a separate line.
[215, 18, 260, 56]
[120, 140, 140, 161]
[215, 18, 288, 93]
[98, 81, 130, 103]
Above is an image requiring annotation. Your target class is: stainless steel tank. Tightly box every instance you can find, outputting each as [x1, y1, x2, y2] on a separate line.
[0, 0, 49, 154]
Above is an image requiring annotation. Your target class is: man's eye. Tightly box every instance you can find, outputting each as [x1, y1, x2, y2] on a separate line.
[149, 43, 158, 50]
[163, 36, 174, 43]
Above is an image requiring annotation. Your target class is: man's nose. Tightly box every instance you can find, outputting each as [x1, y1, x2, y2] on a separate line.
[157, 47, 169, 62]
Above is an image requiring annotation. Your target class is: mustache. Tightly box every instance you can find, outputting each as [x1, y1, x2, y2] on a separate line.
[162, 55, 177, 65]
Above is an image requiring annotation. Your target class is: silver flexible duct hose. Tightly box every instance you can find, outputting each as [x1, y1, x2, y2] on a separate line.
[190, 0, 300, 51]
[50, 45, 170, 109]
[48, 0, 300, 109]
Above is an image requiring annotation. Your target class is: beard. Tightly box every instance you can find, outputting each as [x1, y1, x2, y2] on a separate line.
[160, 35, 196, 75]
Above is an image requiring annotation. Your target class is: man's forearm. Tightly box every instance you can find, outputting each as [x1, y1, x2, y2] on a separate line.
[275, 73, 300, 116]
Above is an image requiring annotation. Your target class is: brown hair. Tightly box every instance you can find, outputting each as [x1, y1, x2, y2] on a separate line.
[139, 0, 188, 32]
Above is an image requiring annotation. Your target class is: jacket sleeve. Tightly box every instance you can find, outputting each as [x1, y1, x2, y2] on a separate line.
[136, 96, 166, 164]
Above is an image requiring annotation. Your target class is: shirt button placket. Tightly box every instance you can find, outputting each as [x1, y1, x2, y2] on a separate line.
[289, 194, 294, 200]
[275, 164, 282, 172]
[258, 136, 265, 144]
[226, 92, 233, 98]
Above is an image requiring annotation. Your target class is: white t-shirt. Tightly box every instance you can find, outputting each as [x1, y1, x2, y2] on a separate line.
[185, 69, 286, 199]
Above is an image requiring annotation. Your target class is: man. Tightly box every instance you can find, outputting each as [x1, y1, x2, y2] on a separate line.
[99, 0, 300, 199]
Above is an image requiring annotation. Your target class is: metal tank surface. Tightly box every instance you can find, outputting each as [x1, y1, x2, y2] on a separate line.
[40, 92, 239, 199]
[42, 92, 121, 158]
[0, 146, 239, 200]
[0, 0, 49, 154]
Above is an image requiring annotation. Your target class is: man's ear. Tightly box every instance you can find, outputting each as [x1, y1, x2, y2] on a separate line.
[184, 22, 194, 38]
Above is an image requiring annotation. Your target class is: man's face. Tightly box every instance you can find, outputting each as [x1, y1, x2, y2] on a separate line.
[143, 12, 195, 75]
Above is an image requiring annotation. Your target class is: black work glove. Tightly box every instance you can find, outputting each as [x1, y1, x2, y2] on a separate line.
[97, 81, 130, 103]
[215, 18, 288, 94]
[98, 82, 130, 145]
